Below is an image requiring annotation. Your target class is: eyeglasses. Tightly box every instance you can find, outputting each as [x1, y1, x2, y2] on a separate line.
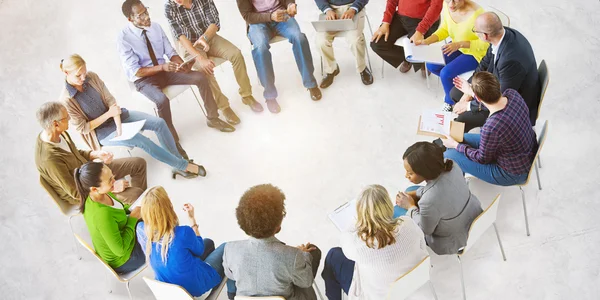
[133, 7, 150, 19]
[471, 26, 488, 35]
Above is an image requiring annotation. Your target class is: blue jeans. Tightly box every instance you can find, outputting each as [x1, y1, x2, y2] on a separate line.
[444, 133, 529, 186]
[114, 238, 146, 274]
[100, 111, 188, 171]
[426, 51, 478, 105]
[321, 247, 354, 300]
[202, 240, 236, 294]
[393, 185, 421, 218]
[248, 18, 317, 100]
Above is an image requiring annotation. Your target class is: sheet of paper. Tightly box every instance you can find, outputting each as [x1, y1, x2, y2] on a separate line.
[129, 188, 150, 209]
[110, 120, 145, 142]
[402, 37, 446, 65]
[181, 54, 198, 66]
[328, 199, 357, 232]
[419, 110, 452, 136]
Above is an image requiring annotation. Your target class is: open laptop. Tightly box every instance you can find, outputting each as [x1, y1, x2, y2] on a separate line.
[311, 14, 358, 32]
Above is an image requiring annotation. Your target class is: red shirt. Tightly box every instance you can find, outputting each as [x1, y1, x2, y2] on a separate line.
[382, 0, 442, 35]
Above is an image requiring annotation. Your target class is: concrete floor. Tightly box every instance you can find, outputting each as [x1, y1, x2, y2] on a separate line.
[1, 0, 599, 299]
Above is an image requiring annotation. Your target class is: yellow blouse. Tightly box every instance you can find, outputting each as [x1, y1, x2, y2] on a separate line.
[432, 3, 489, 62]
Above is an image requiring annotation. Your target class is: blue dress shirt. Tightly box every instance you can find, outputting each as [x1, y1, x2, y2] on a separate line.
[117, 22, 178, 82]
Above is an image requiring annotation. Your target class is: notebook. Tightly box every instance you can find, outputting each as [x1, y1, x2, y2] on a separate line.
[328, 199, 357, 232]
[397, 36, 446, 65]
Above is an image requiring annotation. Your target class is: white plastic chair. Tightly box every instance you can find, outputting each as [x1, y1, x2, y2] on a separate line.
[74, 234, 147, 300]
[144, 276, 226, 300]
[233, 282, 323, 300]
[456, 194, 507, 300]
[385, 256, 438, 300]
[317, 9, 374, 77]
[39, 176, 81, 259]
[457, 6, 510, 81]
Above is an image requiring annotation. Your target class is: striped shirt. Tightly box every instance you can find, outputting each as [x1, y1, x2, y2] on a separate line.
[165, 0, 220, 42]
[456, 89, 538, 175]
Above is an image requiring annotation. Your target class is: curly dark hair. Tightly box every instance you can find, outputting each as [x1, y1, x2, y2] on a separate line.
[122, 0, 142, 18]
[236, 184, 286, 239]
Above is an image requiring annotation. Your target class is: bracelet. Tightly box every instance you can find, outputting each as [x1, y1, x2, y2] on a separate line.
[201, 35, 209, 42]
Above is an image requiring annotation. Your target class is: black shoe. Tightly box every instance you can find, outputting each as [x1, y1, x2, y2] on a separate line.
[175, 142, 189, 160]
[207, 118, 235, 132]
[308, 87, 322, 101]
[319, 65, 340, 89]
[360, 67, 373, 85]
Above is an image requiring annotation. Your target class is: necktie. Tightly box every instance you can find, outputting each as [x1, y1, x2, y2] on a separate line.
[142, 30, 159, 66]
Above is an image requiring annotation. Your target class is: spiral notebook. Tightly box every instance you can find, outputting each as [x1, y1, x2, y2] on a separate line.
[397, 36, 446, 65]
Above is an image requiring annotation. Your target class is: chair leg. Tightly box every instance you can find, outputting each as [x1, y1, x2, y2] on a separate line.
[68, 216, 81, 260]
[457, 255, 466, 300]
[313, 282, 325, 300]
[534, 163, 542, 190]
[429, 281, 439, 300]
[365, 14, 374, 36]
[364, 35, 373, 74]
[425, 63, 431, 89]
[381, 59, 385, 79]
[126, 281, 132, 300]
[493, 223, 507, 261]
[127, 149, 132, 157]
[320, 57, 324, 77]
[537, 156, 542, 168]
[189, 86, 208, 118]
[153, 107, 158, 117]
[106, 272, 113, 294]
[520, 187, 531, 236]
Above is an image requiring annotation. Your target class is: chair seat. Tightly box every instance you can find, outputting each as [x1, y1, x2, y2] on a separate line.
[162, 85, 190, 100]
[459, 70, 474, 81]
[270, 36, 287, 44]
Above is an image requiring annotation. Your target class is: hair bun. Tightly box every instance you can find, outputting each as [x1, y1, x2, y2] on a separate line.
[444, 159, 453, 172]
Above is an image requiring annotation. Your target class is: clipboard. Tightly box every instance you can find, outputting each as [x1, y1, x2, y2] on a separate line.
[416, 116, 465, 142]
[327, 199, 357, 232]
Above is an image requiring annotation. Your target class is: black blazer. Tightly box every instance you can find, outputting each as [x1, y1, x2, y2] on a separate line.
[471, 27, 540, 125]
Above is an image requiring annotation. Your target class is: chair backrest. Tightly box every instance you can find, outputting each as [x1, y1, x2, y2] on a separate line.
[461, 194, 501, 254]
[235, 296, 286, 300]
[269, 36, 287, 44]
[74, 233, 146, 282]
[39, 176, 80, 217]
[485, 6, 510, 27]
[143, 277, 194, 300]
[386, 256, 432, 300]
[522, 121, 549, 185]
[536, 60, 549, 120]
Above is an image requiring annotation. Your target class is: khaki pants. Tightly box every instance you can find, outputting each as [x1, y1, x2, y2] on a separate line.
[108, 157, 147, 204]
[316, 5, 366, 74]
[179, 34, 252, 110]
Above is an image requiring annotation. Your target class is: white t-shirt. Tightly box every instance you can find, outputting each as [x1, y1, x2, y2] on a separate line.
[111, 199, 124, 210]
[40, 132, 71, 153]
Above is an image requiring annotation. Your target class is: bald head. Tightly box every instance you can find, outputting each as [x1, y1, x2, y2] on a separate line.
[476, 12, 504, 38]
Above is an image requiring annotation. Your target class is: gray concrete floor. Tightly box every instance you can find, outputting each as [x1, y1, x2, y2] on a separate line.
[1, 0, 599, 299]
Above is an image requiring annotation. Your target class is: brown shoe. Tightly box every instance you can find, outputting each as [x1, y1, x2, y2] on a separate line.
[242, 96, 264, 113]
[399, 61, 412, 73]
[222, 107, 240, 125]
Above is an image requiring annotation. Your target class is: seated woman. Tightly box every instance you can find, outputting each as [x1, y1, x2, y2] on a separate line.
[416, 0, 488, 112]
[442, 72, 539, 186]
[136, 186, 232, 297]
[322, 185, 428, 300]
[74, 161, 145, 273]
[223, 184, 321, 300]
[59, 54, 204, 179]
[395, 141, 483, 255]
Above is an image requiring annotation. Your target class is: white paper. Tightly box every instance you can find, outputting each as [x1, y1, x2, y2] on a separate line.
[129, 188, 150, 209]
[328, 199, 357, 232]
[401, 37, 446, 65]
[420, 110, 452, 136]
[110, 120, 145, 142]
[181, 54, 198, 66]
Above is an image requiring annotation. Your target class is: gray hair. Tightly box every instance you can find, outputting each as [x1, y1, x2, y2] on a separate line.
[36, 102, 66, 129]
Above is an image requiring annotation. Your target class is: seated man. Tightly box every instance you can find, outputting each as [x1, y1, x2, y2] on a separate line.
[451, 12, 540, 132]
[165, 0, 262, 114]
[118, 0, 235, 138]
[442, 72, 538, 186]
[370, 0, 442, 74]
[35, 102, 147, 205]
[223, 184, 321, 300]
[314, 0, 373, 88]
[237, 0, 322, 113]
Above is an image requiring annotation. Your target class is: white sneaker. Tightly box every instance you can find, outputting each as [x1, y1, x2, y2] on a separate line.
[441, 103, 453, 112]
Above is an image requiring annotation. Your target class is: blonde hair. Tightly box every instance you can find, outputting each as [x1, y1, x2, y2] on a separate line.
[60, 54, 86, 73]
[140, 186, 179, 263]
[356, 185, 401, 249]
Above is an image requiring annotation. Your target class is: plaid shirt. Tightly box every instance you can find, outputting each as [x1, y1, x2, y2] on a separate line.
[456, 89, 538, 175]
[164, 0, 220, 42]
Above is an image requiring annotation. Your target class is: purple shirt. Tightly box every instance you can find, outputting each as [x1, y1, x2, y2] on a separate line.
[456, 89, 538, 175]
[252, 0, 282, 13]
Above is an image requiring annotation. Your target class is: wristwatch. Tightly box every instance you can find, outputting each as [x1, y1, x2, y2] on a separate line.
[201, 35, 209, 42]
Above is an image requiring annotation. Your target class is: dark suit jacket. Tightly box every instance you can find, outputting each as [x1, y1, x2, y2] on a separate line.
[470, 27, 540, 125]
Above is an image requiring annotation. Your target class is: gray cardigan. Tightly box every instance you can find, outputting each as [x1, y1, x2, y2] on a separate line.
[223, 237, 317, 300]
[410, 163, 483, 255]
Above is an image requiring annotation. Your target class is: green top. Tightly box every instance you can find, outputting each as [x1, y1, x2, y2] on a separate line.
[83, 192, 138, 269]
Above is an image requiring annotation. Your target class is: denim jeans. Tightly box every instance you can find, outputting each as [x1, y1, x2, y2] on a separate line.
[201, 240, 236, 294]
[114, 239, 146, 274]
[444, 133, 529, 186]
[248, 18, 317, 100]
[100, 110, 187, 171]
[321, 247, 354, 300]
[393, 185, 421, 218]
[426, 51, 479, 105]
